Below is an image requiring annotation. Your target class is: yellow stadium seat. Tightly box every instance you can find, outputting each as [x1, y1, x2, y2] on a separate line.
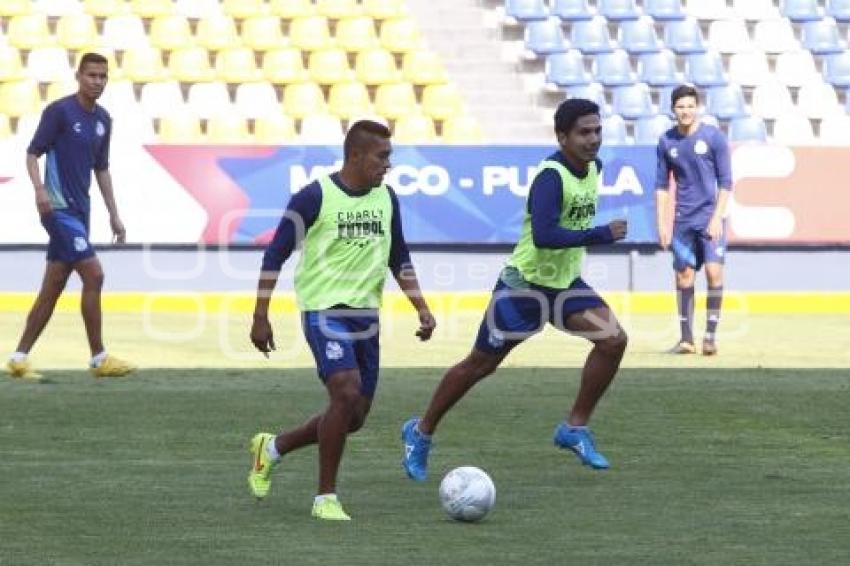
[442, 115, 484, 143]
[130, 0, 173, 18]
[374, 82, 417, 120]
[174, 0, 222, 19]
[56, 14, 99, 50]
[289, 15, 334, 51]
[262, 47, 308, 84]
[402, 49, 448, 85]
[27, 47, 74, 83]
[254, 112, 297, 143]
[7, 14, 52, 50]
[0, 0, 32, 17]
[355, 48, 400, 85]
[328, 81, 372, 119]
[216, 47, 262, 82]
[335, 16, 379, 52]
[316, 0, 361, 19]
[308, 48, 354, 85]
[150, 15, 195, 51]
[196, 15, 241, 51]
[159, 113, 204, 143]
[421, 83, 463, 121]
[223, 0, 266, 19]
[282, 82, 326, 118]
[102, 14, 149, 50]
[0, 114, 11, 139]
[393, 114, 436, 143]
[45, 79, 78, 103]
[241, 16, 286, 52]
[379, 17, 421, 53]
[0, 79, 42, 118]
[122, 47, 168, 83]
[168, 46, 216, 82]
[74, 47, 121, 78]
[299, 114, 344, 143]
[364, 0, 406, 20]
[208, 114, 253, 143]
[83, 0, 128, 17]
[0, 46, 26, 82]
[270, 0, 315, 19]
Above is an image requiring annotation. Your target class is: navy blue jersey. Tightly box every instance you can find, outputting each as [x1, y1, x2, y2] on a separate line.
[655, 123, 731, 228]
[262, 172, 411, 274]
[27, 95, 111, 219]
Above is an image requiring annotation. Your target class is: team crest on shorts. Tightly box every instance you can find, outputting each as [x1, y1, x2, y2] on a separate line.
[325, 341, 343, 360]
[73, 237, 88, 252]
[488, 329, 505, 349]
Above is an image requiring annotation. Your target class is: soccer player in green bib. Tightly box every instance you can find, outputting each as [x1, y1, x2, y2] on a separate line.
[247, 120, 436, 521]
[402, 99, 628, 480]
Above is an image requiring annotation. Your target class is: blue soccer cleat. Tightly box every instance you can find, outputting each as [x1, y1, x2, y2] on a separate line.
[401, 417, 431, 481]
[554, 423, 610, 470]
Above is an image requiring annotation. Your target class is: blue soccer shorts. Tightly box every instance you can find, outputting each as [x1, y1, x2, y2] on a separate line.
[670, 221, 727, 272]
[41, 209, 95, 264]
[473, 276, 608, 356]
[301, 308, 381, 398]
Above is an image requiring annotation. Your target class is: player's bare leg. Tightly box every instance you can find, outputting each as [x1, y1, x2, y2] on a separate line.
[15, 261, 73, 354]
[75, 257, 105, 357]
[672, 267, 696, 353]
[317, 368, 366, 495]
[703, 262, 724, 355]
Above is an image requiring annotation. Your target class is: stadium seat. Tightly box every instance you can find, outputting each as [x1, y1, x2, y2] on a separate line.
[98, 78, 136, 114]
[380, 17, 422, 53]
[186, 81, 231, 119]
[7, 14, 52, 50]
[196, 15, 241, 51]
[685, 0, 728, 20]
[728, 116, 767, 142]
[634, 114, 672, 144]
[442, 115, 484, 143]
[612, 83, 654, 119]
[35, 0, 82, 17]
[599, 0, 641, 21]
[823, 51, 850, 87]
[270, 0, 314, 19]
[504, 0, 549, 22]
[728, 51, 771, 88]
[83, 0, 126, 17]
[363, 0, 406, 20]
[223, 0, 266, 20]
[299, 114, 344, 143]
[402, 50, 448, 85]
[159, 113, 204, 143]
[149, 15, 194, 51]
[593, 50, 636, 87]
[289, 16, 334, 51]
[355, 48, 400, 85]
[27, 48, 74, 83]
[524, 18, 569, 55]
[168, 47, 217, 83]
[645, 0, 686, 20]
[781, 0, 822, 22]
[122, 47, 167, 83]
[282, 81, 327, 118]
[732, 0, 779, 20]
[140, 80, 185, 118]
[657, 85, 678, 116]
[103, 15, 151, 51]
[601, 114, 628, 144]
[254, 112, 298, 143]
[421, 83, 464, 120]
[826, 0, 850, 22]
[775, 50, 819, 87]
[619, 17, 662, 54]
[207, 114, 253, 143]
[0, 79, 41, 117]
[706, 84, 747, 119]
[801, 19, 846, 55]
[130, 0, 173, 18]
[317, 0, 362, 19]
[751, 80, 794, 119]
[309, 48, 354, 85]
[327, 81, 373, 119]
[0, 0, 33, 17]
[545, 50, 591, 87]
[565, 82, 608, 114]
[234, 81, 280, 118]
[797, 81, 841, 119]
[175, 0, 223, 19]
[752, 19, 798, 55]
[707, 19, 751, 54]
[0, 47, 26, 82]
[374, 81, 418, 119]
[637, 50, 682, 86]
[772, 113, 815, 144]
[664, 17, 706, 54]
[550, 0, 595, 21]
[56, 14, 99, 50]
[336, 16, 380, 52]
[45, 78, 78, 102]
[818, 114, 850, 144]
[216, 47, 263, 82]
[685, 51, 727, 87]
[0, 114, 11, 139]
[241, 16, 286, 52]
[75, 47, 122, 79]
[571, 16, 615, 54]
[393, 114, 437, 143]
[263, 48, 309, 84]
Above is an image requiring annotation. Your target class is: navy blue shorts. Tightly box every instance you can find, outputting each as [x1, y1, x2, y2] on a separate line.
[671, 221, 727, 272]
[301, 309, 381, 398]
[474, 276, 608, 355]
[41, 210, 95, 264]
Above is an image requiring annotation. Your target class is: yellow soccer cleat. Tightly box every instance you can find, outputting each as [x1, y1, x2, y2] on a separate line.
[311, 495, 351, 521]
[6, 359, 43, 381]
[90, 355, 136, 378]
[247, 432, 278, 500]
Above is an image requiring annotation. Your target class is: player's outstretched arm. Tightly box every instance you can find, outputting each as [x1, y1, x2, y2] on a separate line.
[251, 272, 279, 357]
[393, 265, 436, 342]
[94, 169, 126, 243]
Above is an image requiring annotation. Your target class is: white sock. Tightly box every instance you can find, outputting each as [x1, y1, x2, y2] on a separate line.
[9, 352, 27, 363]
[566, 422, 588, 431]
[414, 424, 431, 440]
[314, 493, 337, 505]
[90, 351, 108, 368]
[266, 436, 281, 461]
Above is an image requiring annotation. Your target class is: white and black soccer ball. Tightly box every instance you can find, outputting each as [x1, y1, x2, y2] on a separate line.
[439, 466, 496, 522]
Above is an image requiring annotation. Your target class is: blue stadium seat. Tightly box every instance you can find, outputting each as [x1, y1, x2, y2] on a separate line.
[706, 84, 748, 119]
[551, 0, 595, 21]
[781, 0, 823, 22]
[728, 116, 768, 143]
[826, 0, 850, 22]
[505, 0, 549, 22]
[685, 51, 727, 87]
[612, 83, 655, 119]
[638, 50, 682, 86]
[565, 82, 608, 114]
[571, 16, 615, 54]
[634, 114, 672, 144]
[619, 17, 662, 54]
[645, 0, 686, 20]
[593, 49, 636, 86]
[664, 18, 706, 54]
[601, 114, 629, 144]
[823, 51, 850, 87]
[599, 0, 641, 21]
[545, 50, 591, 87]
[802, 19, 846, 55]
[657, 85, 678, 116]
[524, 18, 569, 55]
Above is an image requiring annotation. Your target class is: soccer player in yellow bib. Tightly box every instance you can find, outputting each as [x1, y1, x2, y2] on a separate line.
[247, 120, 436, 520]
[402, 99, 628, 479]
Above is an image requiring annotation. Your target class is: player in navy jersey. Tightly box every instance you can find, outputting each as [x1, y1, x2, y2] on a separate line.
[6, 53, 135, 380]
[655, 85, 732, 356]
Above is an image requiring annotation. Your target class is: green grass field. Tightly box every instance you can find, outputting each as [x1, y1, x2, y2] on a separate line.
[1, 312, 849, 565]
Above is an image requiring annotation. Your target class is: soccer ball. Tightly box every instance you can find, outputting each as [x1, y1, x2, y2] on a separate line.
[439, 466, 496, 522]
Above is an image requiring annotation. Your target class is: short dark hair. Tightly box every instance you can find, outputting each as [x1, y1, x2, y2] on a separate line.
[671, 84, 699, 107]
[344, 120, 391, 160]
[78, 52, 109, 72]
[554, 98, 600, 135]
